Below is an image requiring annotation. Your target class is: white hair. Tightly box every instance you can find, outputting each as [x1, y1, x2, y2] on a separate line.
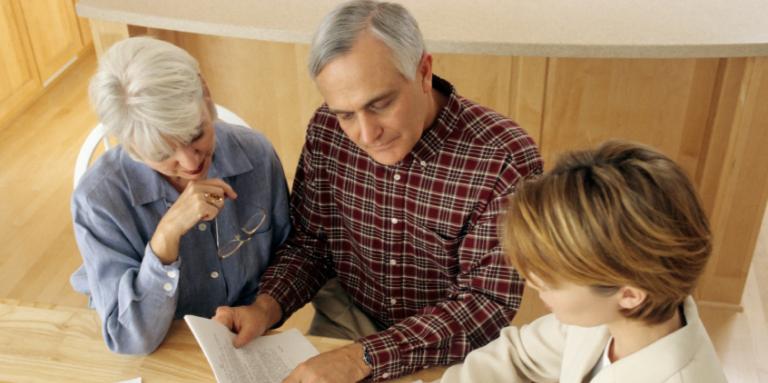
[308, 0, 425, 80]
[89, 36, 206, 161]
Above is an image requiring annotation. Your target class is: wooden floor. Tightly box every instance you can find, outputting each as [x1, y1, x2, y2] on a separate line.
[0, 50, 766, 382]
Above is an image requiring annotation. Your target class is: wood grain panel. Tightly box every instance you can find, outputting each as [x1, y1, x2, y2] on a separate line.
[432, 52, 514, 116]
[508, 57, 548, 147]
[0, 0, 42, 128]
[18, 0, 81, 83]
[540, 58, 719, 176]
[88, 19, 128, 57]
[0, 301, 445, 382]
[697, 57, 768, 304]
[73, 0, 93, 48]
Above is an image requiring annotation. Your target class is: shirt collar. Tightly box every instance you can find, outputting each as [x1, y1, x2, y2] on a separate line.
[406, 74, 462, 166]
[123, 121, 253, 206]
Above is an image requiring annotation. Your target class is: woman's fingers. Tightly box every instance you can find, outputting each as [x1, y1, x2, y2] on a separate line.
[203, 192, 225, 208]
[197, 195, 223, 221]
[172, 178, 235, 223]
[201, 178, 238, 200]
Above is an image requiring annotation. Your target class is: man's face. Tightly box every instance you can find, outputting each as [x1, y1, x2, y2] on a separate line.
[315, 32, 433, 166]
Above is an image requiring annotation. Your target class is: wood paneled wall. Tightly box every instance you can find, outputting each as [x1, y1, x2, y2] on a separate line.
[89, 21, 768, 308]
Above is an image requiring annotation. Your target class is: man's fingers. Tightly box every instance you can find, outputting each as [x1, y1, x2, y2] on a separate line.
[212, 306, 234, 329]
[233, 324, 258, 348]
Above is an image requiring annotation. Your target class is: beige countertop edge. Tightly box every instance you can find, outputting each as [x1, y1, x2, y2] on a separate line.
[77, 4, 768, 59]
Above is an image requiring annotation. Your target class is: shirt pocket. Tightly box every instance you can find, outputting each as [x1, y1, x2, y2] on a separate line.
[410, 223, 462, 278]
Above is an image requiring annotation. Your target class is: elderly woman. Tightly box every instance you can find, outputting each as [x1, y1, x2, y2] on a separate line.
[70, 37, 290, 354]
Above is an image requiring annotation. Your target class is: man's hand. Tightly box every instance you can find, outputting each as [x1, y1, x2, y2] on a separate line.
[282, 343, 372, 383]
[212, 294, 282, 347]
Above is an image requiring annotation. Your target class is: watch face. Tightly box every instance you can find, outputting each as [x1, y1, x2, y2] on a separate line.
[363, 348, 373, 366]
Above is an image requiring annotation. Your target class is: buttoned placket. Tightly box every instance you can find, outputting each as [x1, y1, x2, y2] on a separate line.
[388, 164, 407, 312]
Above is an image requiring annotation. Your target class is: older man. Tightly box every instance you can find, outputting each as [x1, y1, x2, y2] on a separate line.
[214, 0, 542, 381]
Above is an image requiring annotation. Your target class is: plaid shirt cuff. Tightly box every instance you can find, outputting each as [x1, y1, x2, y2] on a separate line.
[258, 273, 308, 326]
[359, 327, 441, 381]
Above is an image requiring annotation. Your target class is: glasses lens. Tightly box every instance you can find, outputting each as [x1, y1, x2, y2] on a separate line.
[218, 240, 242, 259]
[243, 210, 267, 235]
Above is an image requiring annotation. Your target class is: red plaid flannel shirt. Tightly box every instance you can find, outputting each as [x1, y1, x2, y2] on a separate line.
[259, 76, 542, 381]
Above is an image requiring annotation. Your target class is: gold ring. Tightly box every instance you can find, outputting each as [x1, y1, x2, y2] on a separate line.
[204, 193, 223, 203]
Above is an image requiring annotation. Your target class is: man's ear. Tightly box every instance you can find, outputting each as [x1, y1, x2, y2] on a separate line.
[617, 286, 647, 310]
[418, 53, 433, 93]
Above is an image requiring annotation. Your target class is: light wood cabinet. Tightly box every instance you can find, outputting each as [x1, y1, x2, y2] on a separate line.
[0, 0, 41, 125]
[0, 0, 93, 127]
[18, 0, 82, 85]
[73, 0, 92, 49]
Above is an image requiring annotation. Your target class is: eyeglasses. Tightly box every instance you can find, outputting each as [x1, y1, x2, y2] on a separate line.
[216, 209, 267, 259]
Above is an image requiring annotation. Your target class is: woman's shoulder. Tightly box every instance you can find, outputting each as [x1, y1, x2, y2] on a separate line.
[74, 147, 127, 197]
[73, 146, 154, 212]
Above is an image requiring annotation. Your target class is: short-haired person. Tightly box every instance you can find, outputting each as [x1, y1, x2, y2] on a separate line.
[213, 0, 541, 381]
[440, 140, 727, 382]
[70, 37, 291, 354]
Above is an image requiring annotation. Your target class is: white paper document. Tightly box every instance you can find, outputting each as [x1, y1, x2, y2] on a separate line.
[184, 315, 319, 383]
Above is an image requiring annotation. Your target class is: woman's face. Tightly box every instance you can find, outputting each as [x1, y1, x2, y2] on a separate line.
[142, 105, 216, 184]
[527, 273, 624, 327]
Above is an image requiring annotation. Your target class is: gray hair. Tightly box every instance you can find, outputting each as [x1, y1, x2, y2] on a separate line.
[308, 0, 425, 80]
[89, 36, 206, 162]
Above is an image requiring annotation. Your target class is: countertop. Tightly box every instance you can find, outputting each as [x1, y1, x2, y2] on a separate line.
[77, 0, 768, 58]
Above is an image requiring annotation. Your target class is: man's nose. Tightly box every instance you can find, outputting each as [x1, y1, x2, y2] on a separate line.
[358, 114, 383, 146]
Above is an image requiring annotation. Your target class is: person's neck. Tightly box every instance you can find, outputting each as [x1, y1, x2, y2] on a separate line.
[165, 175, 188, 193]
[606, 309, 683, 362]
[423, 86, 448, 131]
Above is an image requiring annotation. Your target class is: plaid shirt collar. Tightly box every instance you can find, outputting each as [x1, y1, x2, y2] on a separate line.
[402, 75, 462, 166]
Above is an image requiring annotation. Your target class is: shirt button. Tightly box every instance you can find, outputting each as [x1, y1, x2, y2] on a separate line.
[163, 283, 173, 292]
[393, 174, 401, 181]
[390, 298, 397, 305]
[391, 217, 399, 224]
[420, 161, 427, 167]
[390, 259, 397, 265]
[210, 271, 220, 279]
[198, 223, 207, 231]
[167, 270, 178, 278]
[382, 372, 390, 379]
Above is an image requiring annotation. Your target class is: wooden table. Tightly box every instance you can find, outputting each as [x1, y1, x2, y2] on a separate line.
[0, 300, 444, 382]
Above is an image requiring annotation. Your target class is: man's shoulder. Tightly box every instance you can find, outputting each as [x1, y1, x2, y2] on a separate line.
[304, 105, 350, 154]
[452, 96, 539, 158]
[307, 105, 340, 136]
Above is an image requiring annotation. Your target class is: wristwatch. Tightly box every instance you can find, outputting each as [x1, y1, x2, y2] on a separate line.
[362, 346, 374, 368]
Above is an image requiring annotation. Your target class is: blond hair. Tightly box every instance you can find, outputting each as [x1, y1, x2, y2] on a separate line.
[502, 140, 711, 324]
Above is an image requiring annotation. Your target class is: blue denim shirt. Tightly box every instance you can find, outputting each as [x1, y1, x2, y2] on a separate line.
[70, 121, 291, 354]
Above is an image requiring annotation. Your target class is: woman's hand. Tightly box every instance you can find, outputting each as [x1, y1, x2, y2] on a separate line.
[150, 179, 237, 264]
